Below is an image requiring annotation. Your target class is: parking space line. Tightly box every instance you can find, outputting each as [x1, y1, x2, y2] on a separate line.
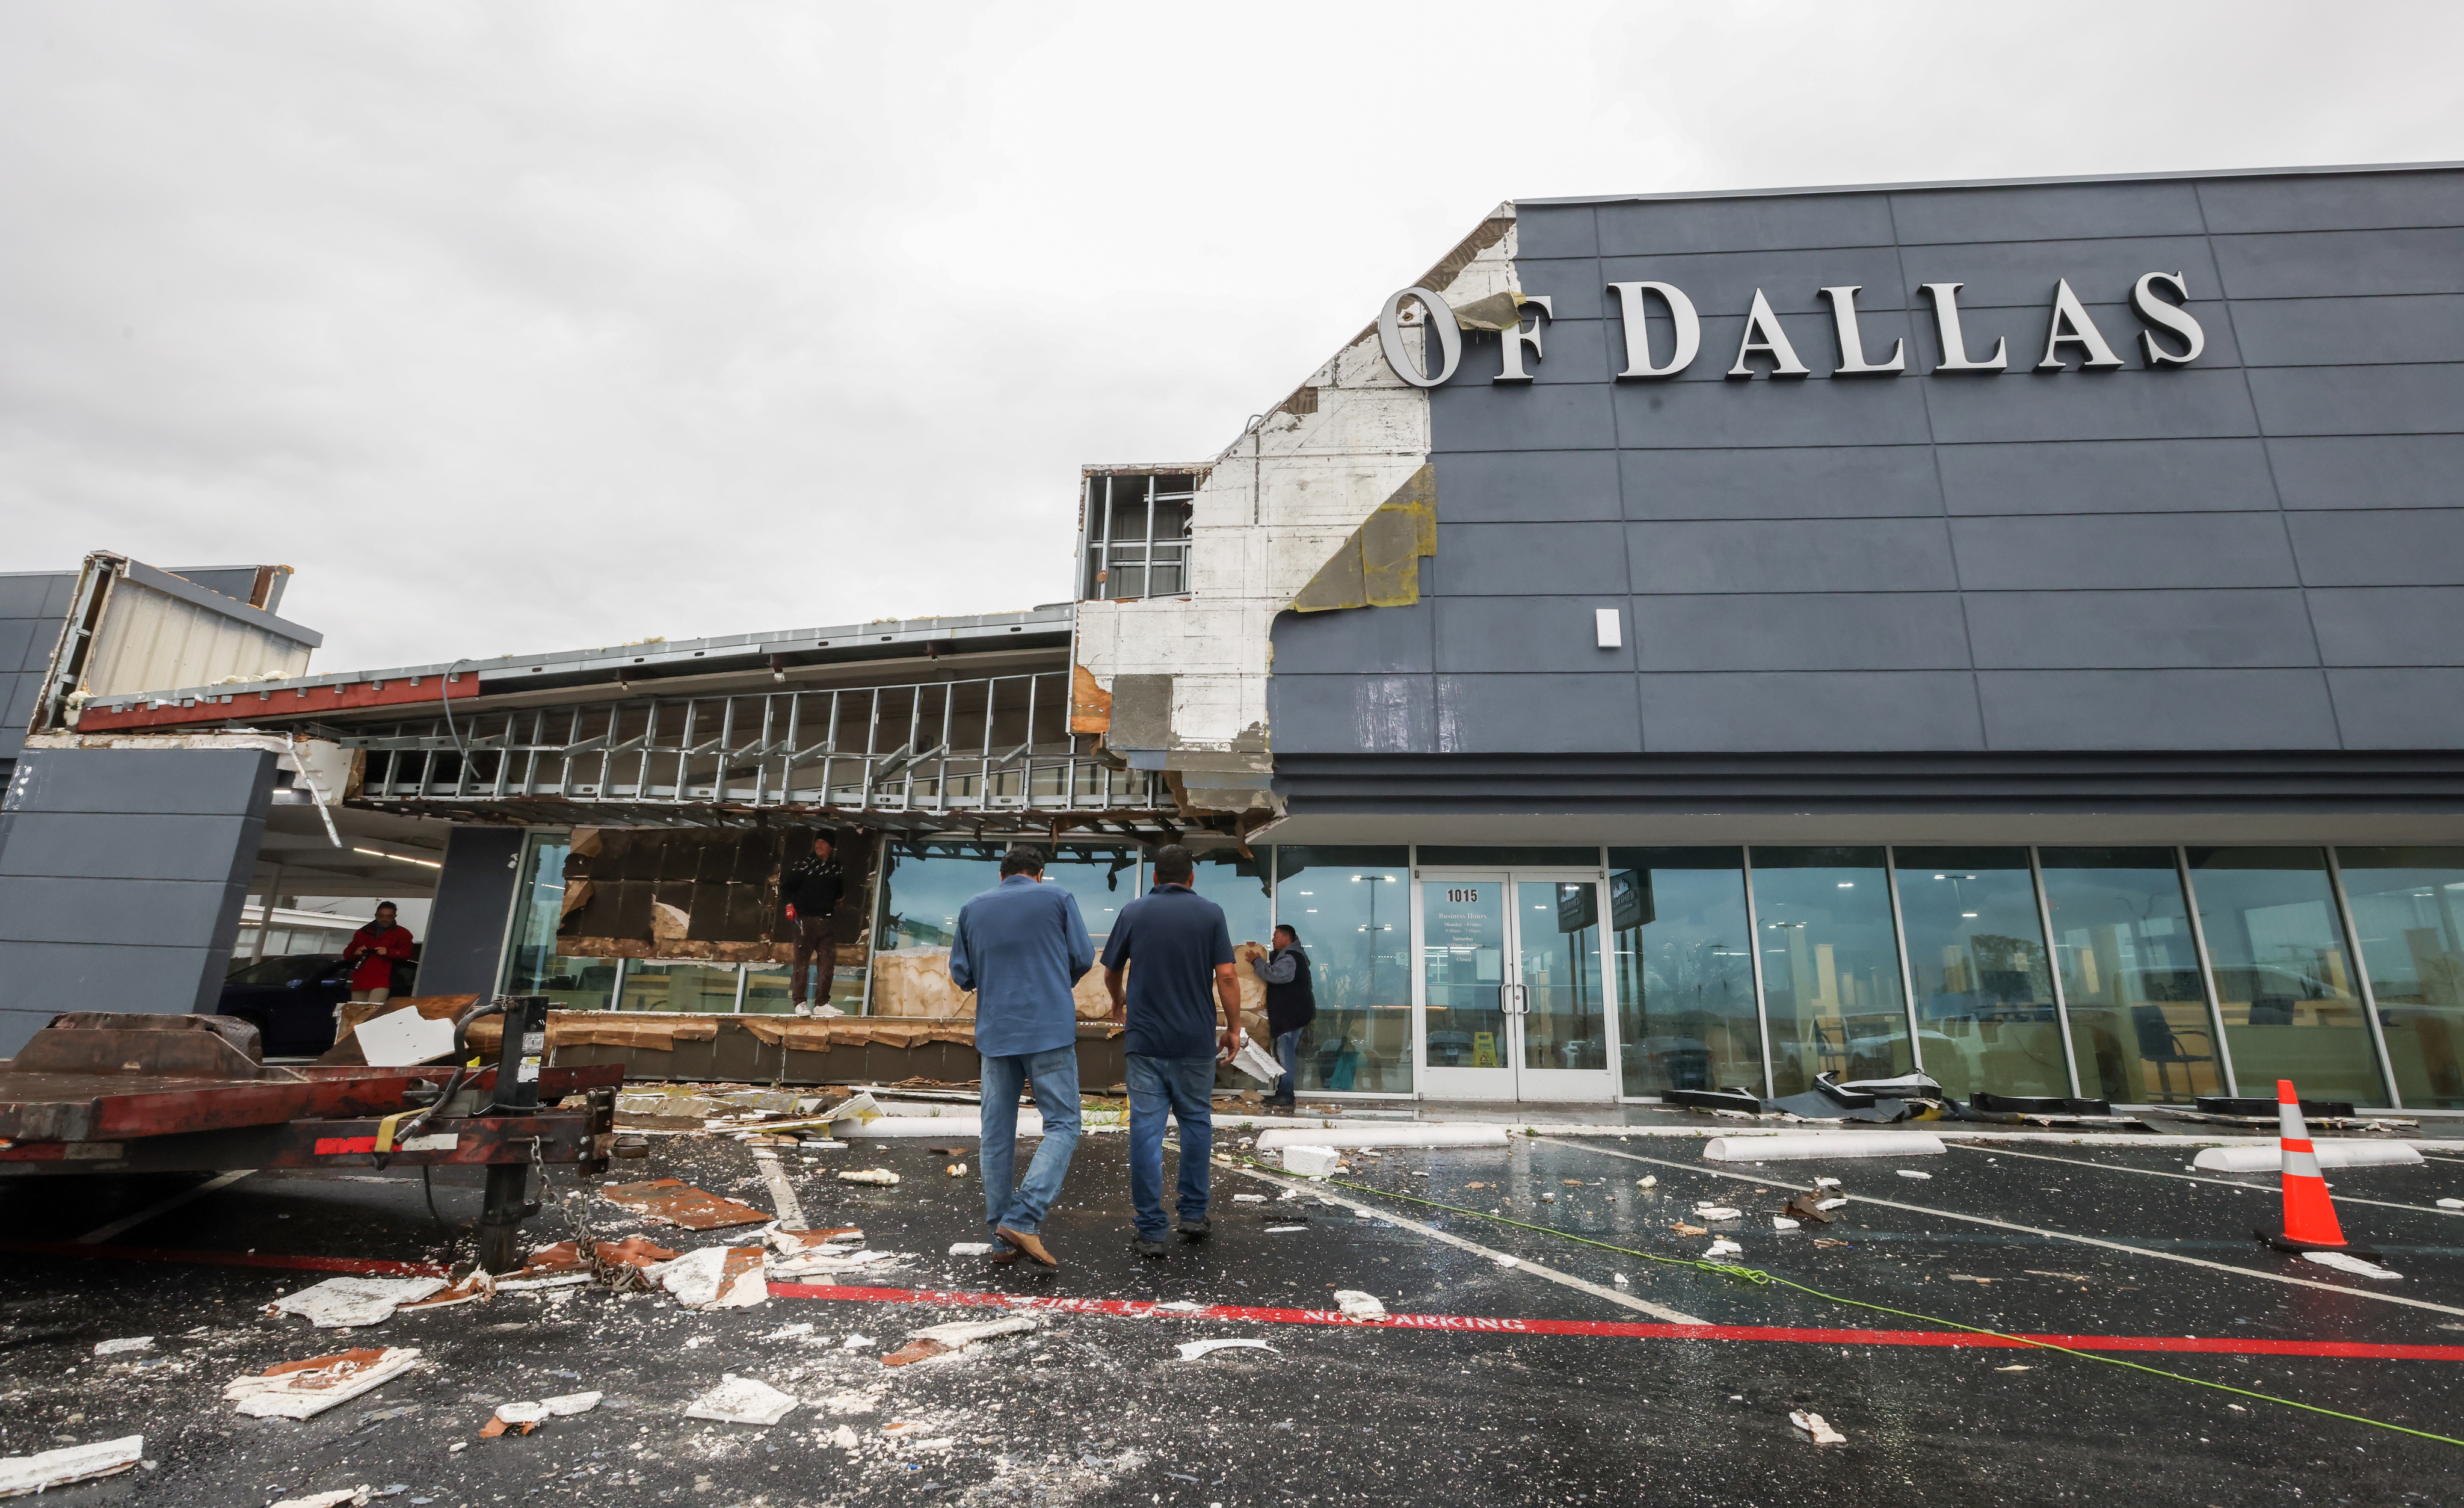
[1222, 1160, 1709, 1326]
[766, 1280, 2464, 1361]
[750, 1146, 806, 1228]
[1947, 1142, 2464, 1217]
[1554, 1139, 2464, 1319]
[74, 1169, 254, 1244]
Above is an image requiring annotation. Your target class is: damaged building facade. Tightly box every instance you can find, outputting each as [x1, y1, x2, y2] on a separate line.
[10, 162, 2464, 1117]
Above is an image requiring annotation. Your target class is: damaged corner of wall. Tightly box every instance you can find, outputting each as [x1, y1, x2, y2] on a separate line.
[1069, 663, 1112, 735]
[1289, 464, 1437, 613]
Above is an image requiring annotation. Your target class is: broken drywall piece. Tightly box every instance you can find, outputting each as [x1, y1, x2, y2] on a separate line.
[881, 1315, 1042, 1368]
[266, 1277, 449, 1329]
[684, 1375, 797, 1426]
[0, 1435, 146, 1497]
[1177, 1338, 1275, 1361]
[399, 1270, 496, 1312]
[1703, 1239, 1744, 1259]
[2302, 1250, 2403, 1281]
[226, 1348, 422, 1420]
[836, 1169, 901, 1186]
[92, 1336, 154, 1356]
[1898, 1169, 1933, 1180]
[1693, 1204, 1742, 1220]
[949, 1242, 994, 1256]
[769, 1247, 906, 1279]
[1790, 1410, 1847, 1445]
[268, 1488, 369, 1508]
[353, 1007, 457, 1068]
[599, 1179, 772, 1230]
[543, 1392, 602, 1416]
[1332, 1291, 1387, 1321]
[765, 1225, 864, 1253]
[648, 1246, 769, 1309]
[1773, 1216, 1802, 1232]
[818, 1391, 877, 1414]
[1280, 1145, 1340, 1176]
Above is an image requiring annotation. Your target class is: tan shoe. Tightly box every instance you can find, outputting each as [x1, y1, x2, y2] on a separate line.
[996, 1226, 1058, 1267]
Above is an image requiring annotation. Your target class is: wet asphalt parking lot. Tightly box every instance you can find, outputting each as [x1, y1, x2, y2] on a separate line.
[5, 1117, 2464, 1507]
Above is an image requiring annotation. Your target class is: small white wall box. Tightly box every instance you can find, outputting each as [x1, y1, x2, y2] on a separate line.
[1281, 1145, 1342, 1176]
[1595, 608, 1622, 649]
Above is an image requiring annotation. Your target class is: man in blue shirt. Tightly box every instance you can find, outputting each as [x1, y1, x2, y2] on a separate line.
[1101, 844, 1239, 1257]
[949, 845, 1096, 1269]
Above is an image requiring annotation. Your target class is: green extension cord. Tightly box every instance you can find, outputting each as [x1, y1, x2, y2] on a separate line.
[1238, 1155, 2464, 1450]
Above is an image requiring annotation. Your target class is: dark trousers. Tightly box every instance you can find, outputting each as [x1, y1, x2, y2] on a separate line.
[789, 916, 835, 1005]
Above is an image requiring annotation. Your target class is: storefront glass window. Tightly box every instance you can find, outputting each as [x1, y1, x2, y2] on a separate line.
[620, 962, 741, 1013]
[872, 841, 1137, 1016]
[1606, 848, 1760, 1098]
[499, 832, 618, 1011]
[2040, 848, 2214, 1104]
[1750, 847, 1912, 1096]
[2335, 847, 2464, 1108]
[1894, 848, 2063, 1101]
[1275, 847, 1410, 1094]
[2185, 847, 2385, 1105]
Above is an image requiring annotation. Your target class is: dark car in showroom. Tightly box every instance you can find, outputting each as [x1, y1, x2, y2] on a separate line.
[216, 948, 422, 1058]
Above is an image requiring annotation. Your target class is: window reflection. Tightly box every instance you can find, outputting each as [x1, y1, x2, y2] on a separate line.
[1608, 849, 1761, 1096]
[1894, 848, 2063, 1101]
[1750, 847, 1911, 1096]
[499, 833, 618, 1010]
[872, 840, 1136, 1018]
[620, 961, 741, 1013]
[2336, 847, 2464, 1108]
[2040, 849, 2214, 1104]
[2185, 847, 2384, 1105]
[1520, 880, 1607, 1071]
[1276, 847, 1410, 1093]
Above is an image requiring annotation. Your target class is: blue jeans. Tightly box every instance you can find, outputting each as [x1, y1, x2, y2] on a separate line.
[978, 1046, 1082, 1238]
[1274, 1028, 1303, 1101]
[1126, 1052, 1216, 1239]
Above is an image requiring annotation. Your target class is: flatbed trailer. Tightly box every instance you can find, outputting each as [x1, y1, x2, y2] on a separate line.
[0, 999, 619, 1270]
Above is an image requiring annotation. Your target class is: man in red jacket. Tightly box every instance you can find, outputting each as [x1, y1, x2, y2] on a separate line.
[342, 902, 416, 1017]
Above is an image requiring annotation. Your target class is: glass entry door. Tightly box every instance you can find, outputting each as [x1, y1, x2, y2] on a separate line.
[1420, 873, 1616, 1101]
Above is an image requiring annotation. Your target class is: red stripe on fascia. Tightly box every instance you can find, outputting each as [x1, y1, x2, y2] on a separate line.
[0, 1238, 448, 1278]
[765, 1282, 2464, 1362]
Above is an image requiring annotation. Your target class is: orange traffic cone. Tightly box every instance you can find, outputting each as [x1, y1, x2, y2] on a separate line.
[2258, 1078, 2377, 1257]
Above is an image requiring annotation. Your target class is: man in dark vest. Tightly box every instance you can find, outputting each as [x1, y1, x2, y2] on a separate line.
[781, 833, 845, 1016]
[1254, 923, 1315, 1109]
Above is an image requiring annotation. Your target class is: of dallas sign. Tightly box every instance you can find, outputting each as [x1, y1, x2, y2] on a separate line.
[1375, 273, 2205, 386]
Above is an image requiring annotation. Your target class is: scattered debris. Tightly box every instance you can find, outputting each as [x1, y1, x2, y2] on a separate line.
[648, 1246, 769, 1309]
[825, 1424, 861, 1450]
[1612, 1273, 1629, 1287]
[227, 1348, 423, 1420]
[819, 1391, 877, 1414]
[1995, 1365, 2033, 1373]
[1816, 1197, 1848, 1210]
[1264, 1225, 1308, 1234]
[843, 1335, 875, 1350]
[2024, 1271, 2095, 1282]
[599, 1179, 773, 1230]
[1813, 1176, 1841, 1189]
[948, 1242, 994, 1256]
[1177, 1338, 1275, 1361]
[1782, 1191, 1836, 1223]
[769, 1244, 908, 1279]
[1693, 1204, 1742, 1220]
[1540, 1191, 1557, 1203]
[1636, 1176, 1656, 1188]
[765, 1226, 865, 1252]
[481, 1401, 549, 1438]
[1813, 1237, 1850, 1249]
[267, 1277, 449, 1329]
[1947, 1274, 1994, 1284]
[399, 1271, 496, 1312]
[92, 1336, 154, 1356]
[1671, 1222, 1709, 1237]
[1491, 1254, 1520, 1269]
[836, 1169, 902, 1186]
[946, 1163, 968, 1176]
[1703, 1239, 1744, 1259]
[0, 1435, 146, 1496]
[544, 1391, 602, 1415]
[1281, 1145, 1343, 1176]
[1790, 1410, 1848, 1445]
[684, 1374, 798, 1426]
[1333, 1291, 1388, 1321]
[268, 1488, 371, 1508]
[1154, 1300, 1208, 1313]
[2439, 1198, 2464, 1210]
[1773, 1216, 1801, 1231]
[1232, 1194, 1266, 1204]
[1897, 1169, 1933, 1180]
[882, 1315, 1042, 1367]
[2302, 1251, 2403, 1281]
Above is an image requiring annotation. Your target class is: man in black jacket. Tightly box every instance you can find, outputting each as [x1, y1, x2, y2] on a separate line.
[781, 833, 846, 1015]
[1255, 923, 1315, 1109]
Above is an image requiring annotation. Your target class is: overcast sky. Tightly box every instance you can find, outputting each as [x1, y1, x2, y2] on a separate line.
[5, 1, 2461, 670]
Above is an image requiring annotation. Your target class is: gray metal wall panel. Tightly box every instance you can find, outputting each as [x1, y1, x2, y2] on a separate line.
[0, 618, 40, 672]
[0, 811, 267, 881]
[1267, 675, 1436, 755]
[2247, 363, 2464, 436]
[1596, 193, 1897, 257]
[1629, 518, 1957, 595]
[2197, 171, 2464, 234]
[1598, 246, 1911, 315]
[1950, 512, 2299, 590]
[0, 676, 36, 761]
[1435, 673, 1643, 753]
[1976, 669, 2340, 749]
[1921, 367, 2259, 444]
[41, 575, 75, 617]
[2306, 587, 2464, 666]
[1963, 589, 2319, 669]
[1610, 374, 1934, 449]
[1622, 445, 1944, 521]
[1631, 593, 1971, 671]
[1480, 315, 1615, 385]
[2268, 435, 2464, 509]
[0, 575, 66, 617]
[2214, 227, 2464, 300]
[2325, 669, 2464, 748]
[1433, 597, 1635, 673]
[0, 875, 247, 946]
[1270, 603, 1434, 676]
[1935, 437, 2276, 515]
[0, 1007, 51, 1058]
[1639, 672, 1985, 752]
[0, 944, 230, 1025]
[1894, 235, 2223, 312]
[1426, 382, 1613, 452]
[413, 826, 524, 998]
[1429, 523, 1630, 596]
[2231, 294, 2464, 366]
[1890, 179, 2209, 246]
[1434, 450, 1622, 522]
[1559, 308, 1926, 385]
[1515, 204, 1598, 260]
[1512, 257, 1606, 320]
[2287, 508, 2464, 586]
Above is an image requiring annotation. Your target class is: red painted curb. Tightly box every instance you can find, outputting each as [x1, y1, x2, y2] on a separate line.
[0, 1237, 449, 1278]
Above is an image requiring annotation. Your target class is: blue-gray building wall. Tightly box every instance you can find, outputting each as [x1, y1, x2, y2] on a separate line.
[0, 572, 74, 769]
[414, 826, 524, 998]
[1270, 167, 2464, 787]
[0, 746, 274, 1054]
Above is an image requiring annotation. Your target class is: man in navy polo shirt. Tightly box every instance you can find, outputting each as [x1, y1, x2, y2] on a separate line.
[949, 844, 1096, 1269]
[1101, 844, 1240, 1257]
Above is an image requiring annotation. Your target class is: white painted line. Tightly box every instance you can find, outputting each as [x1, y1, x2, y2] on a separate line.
[1224, 1161, 1707, 1327]
[1555, 1140, 2464, 1320]
[76, 1169, 254, 1244]
[1946, 1142, 2464, 1219]
[750, 1148, 806, 1230]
